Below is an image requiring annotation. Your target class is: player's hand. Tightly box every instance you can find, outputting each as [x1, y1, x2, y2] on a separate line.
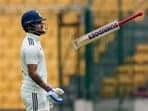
[53, 88, 64, 96]
[47, 90, 63, 104]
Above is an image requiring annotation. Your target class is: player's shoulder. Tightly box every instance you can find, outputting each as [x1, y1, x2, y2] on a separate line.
[23, 37, 36, 47]
[26, 37, 35, 46]
[22, 37, 39, 52]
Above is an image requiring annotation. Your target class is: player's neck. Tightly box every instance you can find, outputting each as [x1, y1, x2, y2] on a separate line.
[26, 33, 40, 41]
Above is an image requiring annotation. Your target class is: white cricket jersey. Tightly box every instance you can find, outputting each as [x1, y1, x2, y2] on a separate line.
[20, 33, 47, 93]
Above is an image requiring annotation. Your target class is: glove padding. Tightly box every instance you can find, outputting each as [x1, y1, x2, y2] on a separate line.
[53, 88, 64, 95]
[47, 90, 63, 104]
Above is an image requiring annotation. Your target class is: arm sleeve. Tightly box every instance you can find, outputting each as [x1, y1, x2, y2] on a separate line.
[25, 46, 38, 64]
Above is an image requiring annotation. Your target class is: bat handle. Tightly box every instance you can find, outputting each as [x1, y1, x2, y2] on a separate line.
[118, 11, 143, 26]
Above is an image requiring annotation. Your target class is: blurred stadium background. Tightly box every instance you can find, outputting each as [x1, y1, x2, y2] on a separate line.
[0, 0, 148, 111]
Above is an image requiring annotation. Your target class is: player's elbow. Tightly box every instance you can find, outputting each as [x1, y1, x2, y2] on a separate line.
[27, 64, 37, 77]
[28, 71, 37, 78]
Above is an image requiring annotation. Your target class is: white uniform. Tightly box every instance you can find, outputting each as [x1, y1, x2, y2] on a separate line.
[20, 33, 50, 111]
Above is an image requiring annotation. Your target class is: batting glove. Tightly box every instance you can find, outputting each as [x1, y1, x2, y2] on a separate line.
[47, 89, 63, 104]
[53, 88, 64, 95]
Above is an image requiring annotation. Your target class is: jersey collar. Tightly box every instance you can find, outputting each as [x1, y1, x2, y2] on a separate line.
[26, 33, 40, 41]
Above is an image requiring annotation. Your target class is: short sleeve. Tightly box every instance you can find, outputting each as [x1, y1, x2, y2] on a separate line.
[24, 46, 38, 64]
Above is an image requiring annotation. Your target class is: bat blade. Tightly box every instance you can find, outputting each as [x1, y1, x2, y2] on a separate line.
[72, 21, 120, 50]
[72, 11, 143, 50]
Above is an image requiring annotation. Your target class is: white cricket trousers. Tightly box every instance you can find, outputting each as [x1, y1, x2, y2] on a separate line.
[21, 89, 51, 111]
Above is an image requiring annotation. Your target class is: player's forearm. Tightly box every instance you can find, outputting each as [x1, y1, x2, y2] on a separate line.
[29, 72, 52, 92]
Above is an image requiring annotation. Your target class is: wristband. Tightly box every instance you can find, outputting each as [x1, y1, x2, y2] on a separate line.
[46, 87, 53, 92]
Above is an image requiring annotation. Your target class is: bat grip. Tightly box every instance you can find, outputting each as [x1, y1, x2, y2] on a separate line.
[118, 12, 143, 26]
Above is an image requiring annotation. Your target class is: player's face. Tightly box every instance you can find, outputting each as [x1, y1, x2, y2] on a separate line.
[34, 21, 47, 35]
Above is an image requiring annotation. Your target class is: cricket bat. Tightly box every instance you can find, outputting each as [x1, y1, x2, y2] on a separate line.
[72, 11, 143, 50]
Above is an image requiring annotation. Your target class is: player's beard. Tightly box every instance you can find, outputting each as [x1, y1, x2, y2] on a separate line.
[28, 23, 47, 36]
[36, 23, 47, 35]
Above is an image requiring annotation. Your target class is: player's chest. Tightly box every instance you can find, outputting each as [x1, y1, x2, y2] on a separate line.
[37, 44, 45, 58]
